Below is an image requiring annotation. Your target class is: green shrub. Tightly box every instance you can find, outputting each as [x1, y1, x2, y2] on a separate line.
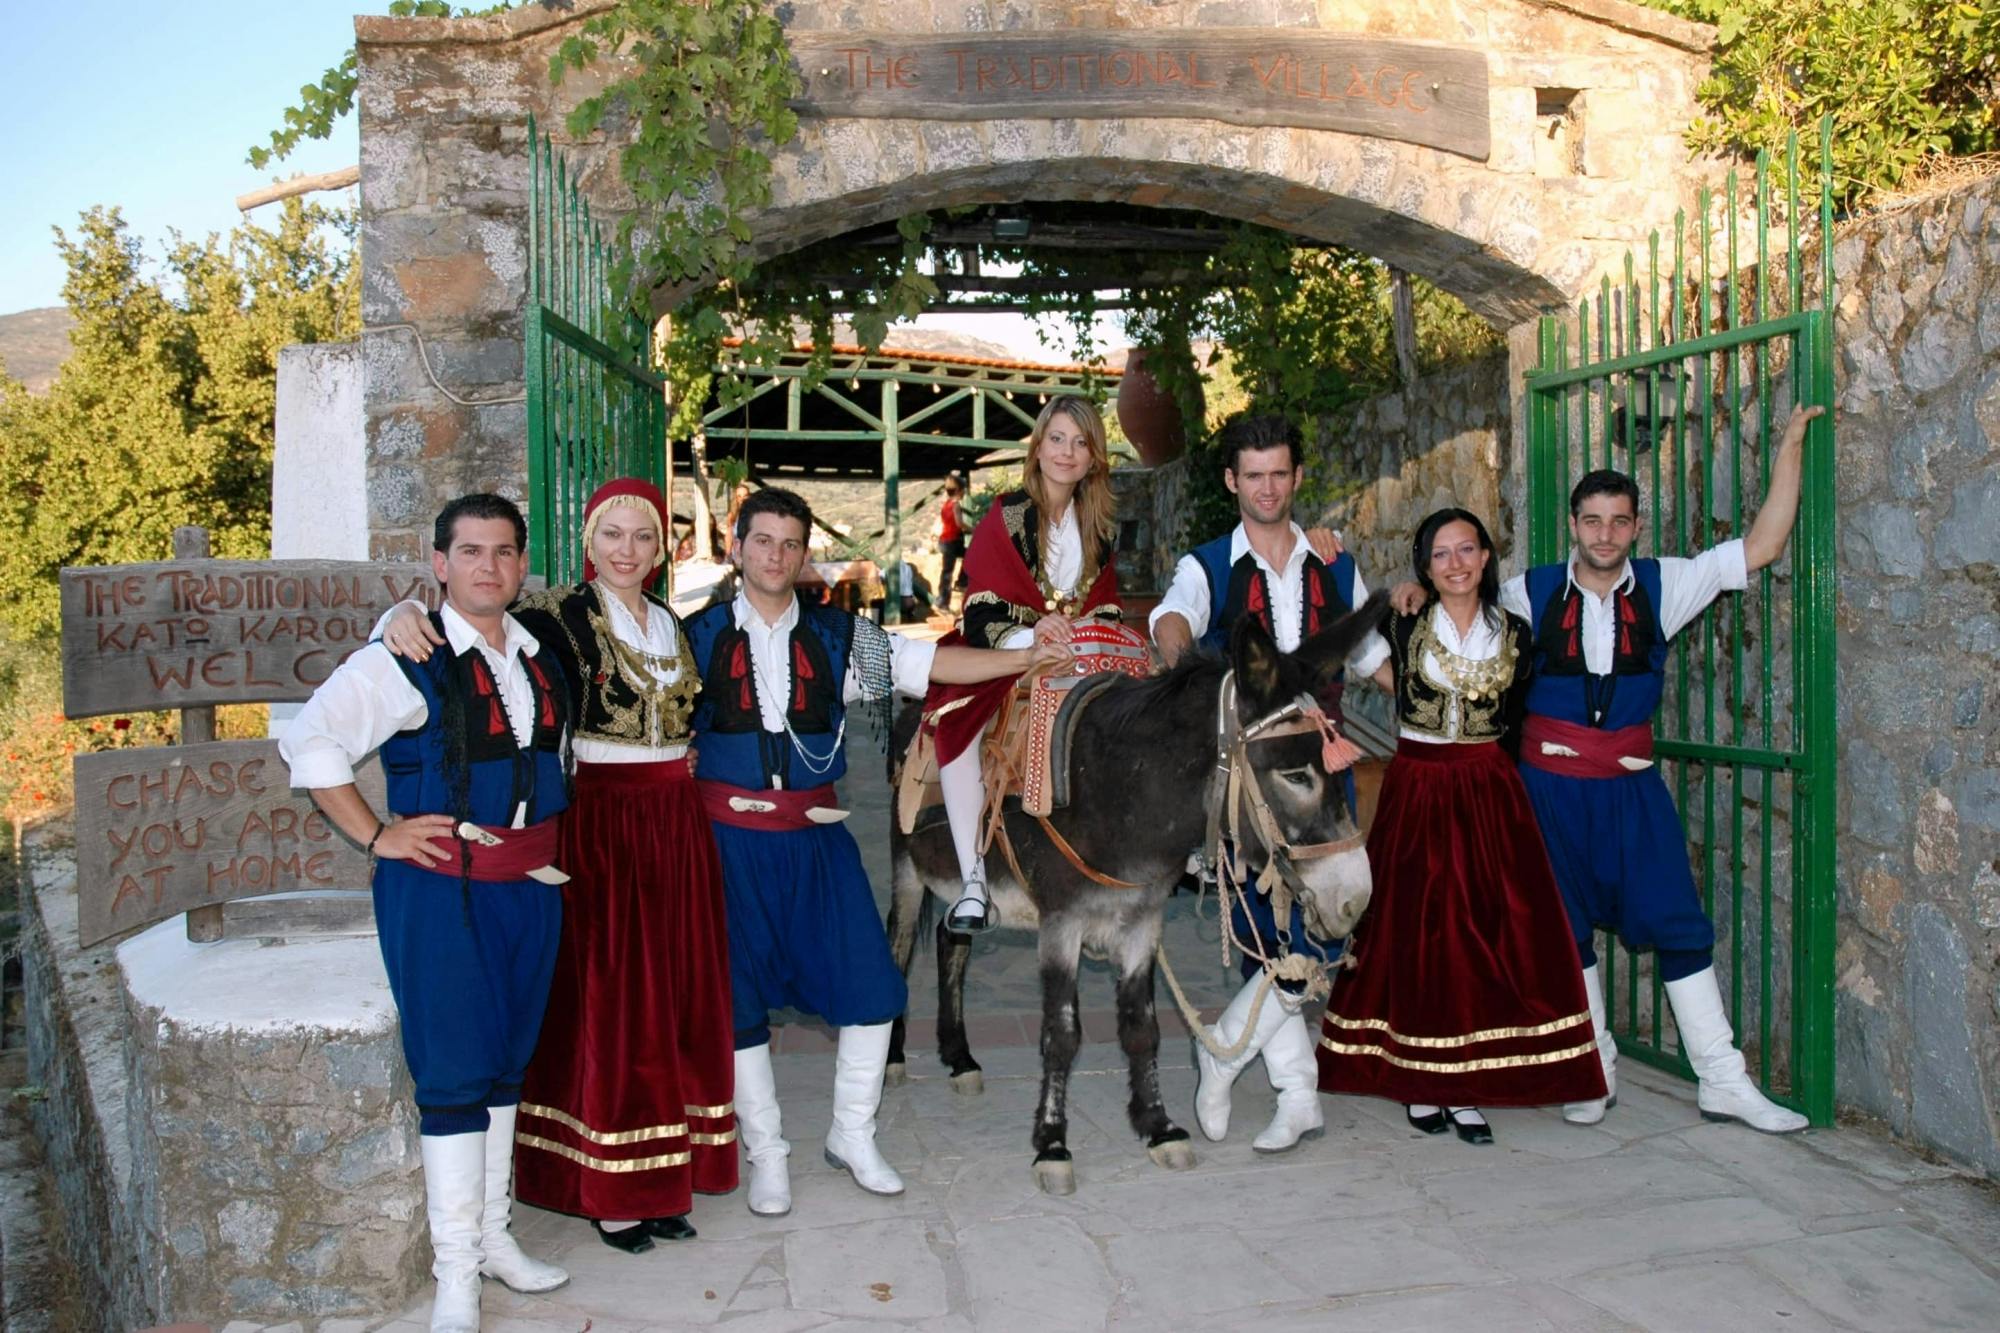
[1645, 1, 1999, 208]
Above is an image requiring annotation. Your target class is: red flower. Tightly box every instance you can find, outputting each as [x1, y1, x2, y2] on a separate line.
[112, 718, 132, 731]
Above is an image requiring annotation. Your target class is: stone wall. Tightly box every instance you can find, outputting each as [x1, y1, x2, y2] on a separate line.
[21, 826, 428, 1323]
[20, 833, 151, 1329]
[1829, 175, 2000, 1176]
[1307, 353, 1512, 580]
[353, 0, 1713, 561]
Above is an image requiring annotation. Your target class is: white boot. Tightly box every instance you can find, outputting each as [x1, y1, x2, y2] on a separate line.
[940, 743, 995, 933]
[1252, 1006, 1326, 1153]
[420, 1132, 486, 1333]
[478, 1105, 569, 1292]
[1665, 967, 1808, 1134]
[1563, 964, 1618, 1125]
[1195, 976, 1289, 1141]
[824, 1023, 906, 1196]
[734, 1044, 792, 1216]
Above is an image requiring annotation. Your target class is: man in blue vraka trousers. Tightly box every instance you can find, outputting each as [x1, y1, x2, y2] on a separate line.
[284, 494, 572, 1332]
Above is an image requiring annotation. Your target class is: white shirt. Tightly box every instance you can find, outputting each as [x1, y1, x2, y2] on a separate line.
[1395, 603, 1508, 743]
[281, 602, 546, 827]
[733, 592, 936, 732]
[1498, 539, 1749, 674]
[996, 503, 1085, 651]
[1150, 522, 1388, 675]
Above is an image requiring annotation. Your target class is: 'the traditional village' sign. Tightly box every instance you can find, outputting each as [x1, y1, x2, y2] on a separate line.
[60, 559, 442, 718]
[791, 30, 1490, 160]
[74, 741, 385, 947]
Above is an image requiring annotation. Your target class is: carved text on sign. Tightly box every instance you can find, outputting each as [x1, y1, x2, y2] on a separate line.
[75, 740, 384, 947]
[790, 31, 1490, 161]
[61, 560, 443, 717]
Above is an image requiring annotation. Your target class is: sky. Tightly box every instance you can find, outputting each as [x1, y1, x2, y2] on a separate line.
[0, 1, 364, 315]
[0, 1, 1122, 360]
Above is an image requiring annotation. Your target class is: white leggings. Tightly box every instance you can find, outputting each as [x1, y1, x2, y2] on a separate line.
[938, 735, 989, 895]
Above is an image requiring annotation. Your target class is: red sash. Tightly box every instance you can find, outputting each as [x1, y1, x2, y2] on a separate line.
[1519, 716, 1655, 779]
[699, 780, 837, 830]
[425, 817, 562, 881]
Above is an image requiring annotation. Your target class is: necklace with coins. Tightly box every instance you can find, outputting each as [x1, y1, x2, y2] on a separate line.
[1415, 606, 1517, 703]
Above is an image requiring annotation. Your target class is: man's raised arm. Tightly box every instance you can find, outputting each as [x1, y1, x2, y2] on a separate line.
[1744, 404, 1826, 572]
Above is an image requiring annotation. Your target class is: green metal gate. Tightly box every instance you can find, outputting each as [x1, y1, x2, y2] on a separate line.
[525, 117, 667, 585]
[1522, 123, 1839, 1125]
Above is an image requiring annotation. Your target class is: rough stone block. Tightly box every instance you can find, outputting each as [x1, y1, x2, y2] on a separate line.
[1904, 906, 1999, 1173]
[118, 922, 427, 1320]
[1956, 767, 2000, 834]
[1842, 503, 1925, 578]
[1934, 472, 2000, 569]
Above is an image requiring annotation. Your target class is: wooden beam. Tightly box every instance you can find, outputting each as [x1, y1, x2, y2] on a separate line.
[236, 165, 361, 212]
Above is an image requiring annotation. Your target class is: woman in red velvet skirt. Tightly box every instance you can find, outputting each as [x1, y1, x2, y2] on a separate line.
[379, 478, 736, 1253]
[1317, 508, 1604, 1144]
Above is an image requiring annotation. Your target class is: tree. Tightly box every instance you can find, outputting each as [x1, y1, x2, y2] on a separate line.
[0, 201, 360, 637]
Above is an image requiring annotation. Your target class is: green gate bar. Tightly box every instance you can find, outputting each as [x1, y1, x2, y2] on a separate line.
[525, 116, 666, 586]
[1522, 120, 1838, 1125]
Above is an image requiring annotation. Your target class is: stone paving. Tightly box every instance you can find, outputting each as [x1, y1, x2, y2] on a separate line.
[214, 731, 2000, 1331]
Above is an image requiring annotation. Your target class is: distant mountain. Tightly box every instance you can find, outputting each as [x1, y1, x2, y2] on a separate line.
[0, 307, 75, 394]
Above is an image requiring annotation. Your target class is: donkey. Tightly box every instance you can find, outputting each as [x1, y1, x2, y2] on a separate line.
[885, 597, 1386, 1193]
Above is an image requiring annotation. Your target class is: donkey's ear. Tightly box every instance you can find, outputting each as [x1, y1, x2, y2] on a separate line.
[1230, 613, 1286, 712]
[1296, 590, 1392, 687]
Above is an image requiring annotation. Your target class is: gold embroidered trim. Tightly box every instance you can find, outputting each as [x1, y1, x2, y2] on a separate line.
[519, 1102, 686, 1145]
[689, 1131, 739, 1146]
[1322, 1010, 1592, 1048]
[1318, 1035, 1600, 1073]
[516, 1133, 692, 1172]
[683, 1101, 734, 1120]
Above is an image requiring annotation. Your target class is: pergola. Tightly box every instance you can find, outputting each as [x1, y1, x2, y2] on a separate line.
[679, 338, 1126, 602]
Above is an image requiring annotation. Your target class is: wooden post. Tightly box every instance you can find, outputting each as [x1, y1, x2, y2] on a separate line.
[1390, 267, 1419, 391]
[174, 525, 225, 944]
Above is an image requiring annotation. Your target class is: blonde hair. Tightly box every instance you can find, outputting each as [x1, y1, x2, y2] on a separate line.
[582, 495, 667, 581]
[1023, 395, 1116, 568]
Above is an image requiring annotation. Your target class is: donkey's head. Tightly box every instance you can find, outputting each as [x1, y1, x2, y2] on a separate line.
[1227, 592, 1390, 941]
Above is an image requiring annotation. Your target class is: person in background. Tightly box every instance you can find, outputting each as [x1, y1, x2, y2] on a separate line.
[935, 473, 967, 613]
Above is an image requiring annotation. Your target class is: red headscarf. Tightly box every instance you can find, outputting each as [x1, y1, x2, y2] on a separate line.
[581, 477, 670, 592]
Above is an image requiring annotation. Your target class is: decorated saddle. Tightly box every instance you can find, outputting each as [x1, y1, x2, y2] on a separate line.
[899, 618, 1152, 831]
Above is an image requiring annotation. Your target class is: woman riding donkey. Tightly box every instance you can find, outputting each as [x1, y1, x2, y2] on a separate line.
[1319, 508, 1606, 1144]
[925, 395, 1126, 936]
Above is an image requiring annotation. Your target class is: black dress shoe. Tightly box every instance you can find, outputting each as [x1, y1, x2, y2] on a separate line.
[1405, 1106, 1449, 1135]
[945, 891, 995, 935]
[594, 1221, 656, 1254]
[1447, 1108, 1494, 1145]
[645, 1214, 697, 1241]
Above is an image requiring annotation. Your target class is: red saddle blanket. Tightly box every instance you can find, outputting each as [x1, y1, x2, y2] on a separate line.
[899, 620, 1153, 830]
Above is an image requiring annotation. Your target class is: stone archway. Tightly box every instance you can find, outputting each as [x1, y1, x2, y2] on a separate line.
[352, 0, 1714, 557]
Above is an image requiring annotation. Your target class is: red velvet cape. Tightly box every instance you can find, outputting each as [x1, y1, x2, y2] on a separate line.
[922, 499, 1122, 765]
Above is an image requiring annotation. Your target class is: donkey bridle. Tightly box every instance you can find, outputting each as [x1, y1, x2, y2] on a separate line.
[1202, 670, 1366, 928]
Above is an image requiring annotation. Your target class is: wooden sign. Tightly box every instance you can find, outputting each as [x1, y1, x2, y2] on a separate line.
[791, 30, 1489, 160]
[73, 740, 383, 947]
[59, 560, 442, 718]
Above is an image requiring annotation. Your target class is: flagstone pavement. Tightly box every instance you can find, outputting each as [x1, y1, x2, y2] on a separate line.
[225, 731, 2000, 1331]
